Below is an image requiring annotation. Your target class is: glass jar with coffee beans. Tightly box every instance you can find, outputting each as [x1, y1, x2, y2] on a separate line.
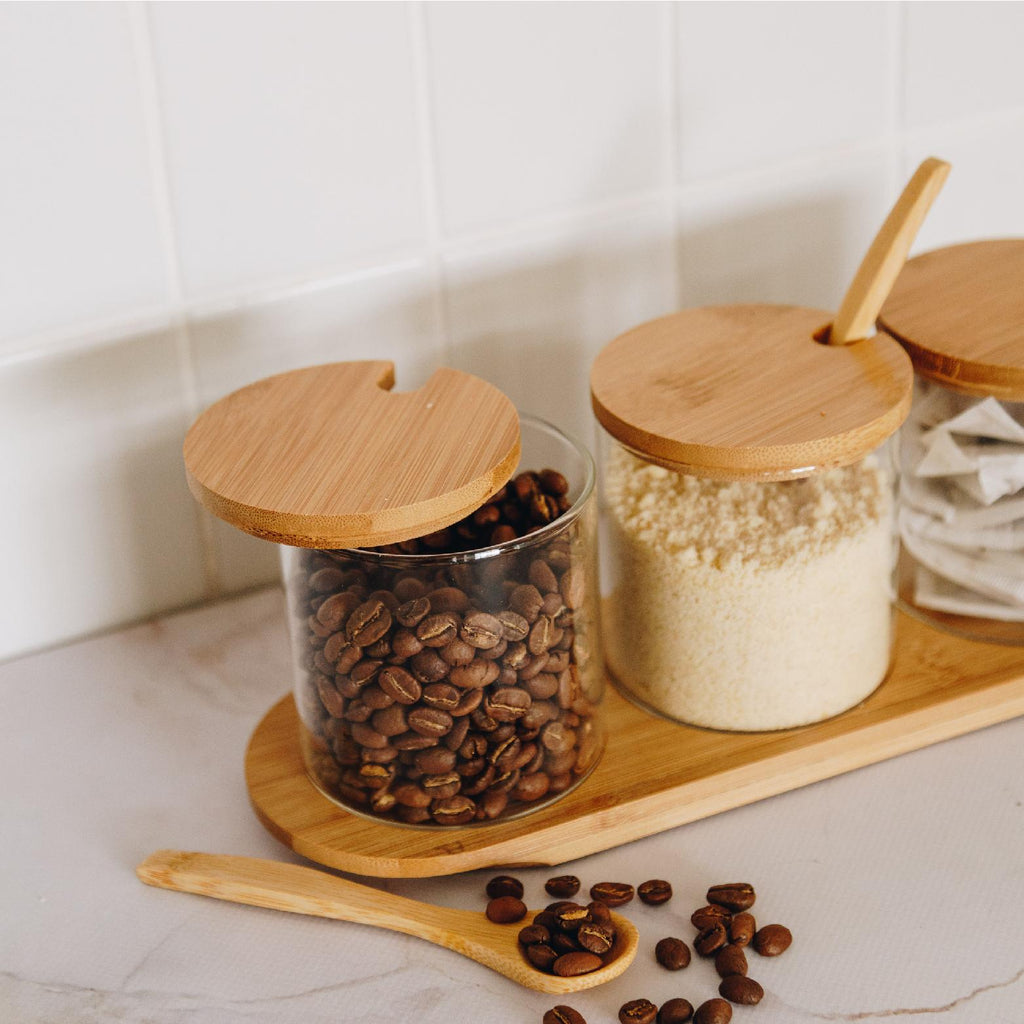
[285, 415, 604, 826]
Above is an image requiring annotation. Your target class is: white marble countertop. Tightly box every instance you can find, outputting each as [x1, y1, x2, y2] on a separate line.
[2, 587, 1022, 1024]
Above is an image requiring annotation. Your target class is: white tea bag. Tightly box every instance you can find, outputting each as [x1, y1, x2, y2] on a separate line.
[901, 529, 1024, 607]
[899, 506, 1024, 551]
[913, 564, 1024, 621]
[929, 396, 1024, 444]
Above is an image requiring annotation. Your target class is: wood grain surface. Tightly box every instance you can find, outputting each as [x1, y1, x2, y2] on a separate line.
[184, 362, 520, 548]
[879, 239, 1024, 400]
[830, 157, 951, 345]
[590, 304, 914, 480]
[245, 612, 1024, 877]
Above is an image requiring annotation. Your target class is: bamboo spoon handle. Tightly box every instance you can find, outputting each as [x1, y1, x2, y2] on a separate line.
[829, 157, 951, 345]
[137, 849, 473, 943]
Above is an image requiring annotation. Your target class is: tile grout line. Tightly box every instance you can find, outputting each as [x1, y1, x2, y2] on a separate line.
[408, 0, 454, 373]
[128, 0, 220, 597]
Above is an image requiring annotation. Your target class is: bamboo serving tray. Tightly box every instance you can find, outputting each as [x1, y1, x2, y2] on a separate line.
[245, 611, 1024, 878]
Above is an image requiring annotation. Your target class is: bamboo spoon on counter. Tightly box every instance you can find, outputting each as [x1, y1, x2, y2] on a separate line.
[827, 156, 951, 345]
[137, 850, 639, 993]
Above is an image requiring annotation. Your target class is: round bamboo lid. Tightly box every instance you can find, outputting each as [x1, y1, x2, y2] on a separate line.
[879, 239, 1024, 400]
[184, 362, 520, 549]
[590, 304, 914, 480]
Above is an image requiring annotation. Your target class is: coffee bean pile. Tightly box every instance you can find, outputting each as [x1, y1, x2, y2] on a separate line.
[291, 469, 602, 826]
[374, 470, 573, 555]
[519, 877, 793, 1024]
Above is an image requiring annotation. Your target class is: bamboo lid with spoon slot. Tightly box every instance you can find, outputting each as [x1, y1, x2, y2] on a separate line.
[590, 158, 951, 480]
[184, 361, 521, 549]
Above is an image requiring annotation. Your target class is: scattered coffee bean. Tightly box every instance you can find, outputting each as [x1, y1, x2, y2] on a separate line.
[486, 875, 524, 900]
[590, 881, 635, 907]
[718, 975, 764, 1005]
[706, 883, 756, 913]
[694, 923, 729, 957]
[714, 944, 747, 979]
[543, 1007, 587, 1024]
[552, 951, 603, 977]
[545, 874, 581, 898]
[753, 923, 792, 957]
[693, 998, 732, 1024]
[657, 999, 694, 1024]
[619, 998, 658, 1024]
[486, 895, 527, 924]
[655, 936, 691, 970]
[690, 905, 732, 930]
[638, 879, 673, 905]
[728, 912, 755, 947]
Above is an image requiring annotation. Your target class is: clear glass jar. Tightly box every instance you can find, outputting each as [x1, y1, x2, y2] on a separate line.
[284, 415, 604, 826]
[897, 377, 1024, 644]
[600, 435, 899, 731]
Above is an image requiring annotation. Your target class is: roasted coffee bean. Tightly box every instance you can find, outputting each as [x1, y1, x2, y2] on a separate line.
[486, 686, 531, 722]
[543, 1007, 586, 1024]
[395, 596, 431, 628]
[527, 944, 559, 972]
[728, 912, 755, 947]
[590, 882, 634, 907]
[512, 771, 550, 803]
[545, 875, 581, 899]
[714, 944, 747, 979]
[407, 706, 453, 738]
[421, 683, 460, 712]
[416, 612, 460, 647]
[431, 795, 475, 825]
[518, 924, 550, 946]
[552, 952, 603, 977]
[346, 600, 392, 645]
[638, 879, 672, 906]
[486, 895, 527, 924]
[619, 999, 658, 1024]
[586, 901, 612, 925]
[461, 611, 504, 649]
[694, 923, 728, 957]
[508, 583, 544, 622]
[440, 638, 476, 666]
[428, 587, 470, 612]
[691, 905, 732, 930]
[486, 875, 524, 900]
[718, 976, 763, 1005]
[693, 999, 731, 1024]
[657, 999, 694, 1024]
[706, 883, 756, 913]
[377, 665, 421, 705]
[551, 932, 581, 955]
[655, 936, 691, 971]
[577, 921, 614, 955]
[554, 903, 590, 932]
[753, 923, 791, 957]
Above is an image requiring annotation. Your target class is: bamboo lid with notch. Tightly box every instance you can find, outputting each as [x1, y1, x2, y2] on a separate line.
[590, 304, 914, 480]
[184, 362, 520, 549]
[879, 239, 1024, 400]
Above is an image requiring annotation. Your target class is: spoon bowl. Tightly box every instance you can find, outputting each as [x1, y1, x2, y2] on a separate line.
[137, 850, 638, 993]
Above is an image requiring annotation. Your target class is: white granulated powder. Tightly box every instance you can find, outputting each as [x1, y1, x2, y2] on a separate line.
[604, 447, 894, 730]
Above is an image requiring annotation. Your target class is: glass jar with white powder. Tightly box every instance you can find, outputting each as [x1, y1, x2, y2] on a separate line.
[880, 239, 1024, 644]
[590, 304, 914, 731]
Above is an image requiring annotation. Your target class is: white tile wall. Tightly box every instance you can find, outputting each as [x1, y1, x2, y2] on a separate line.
[676, 2, 892, 182]
[4, 1, 1024, 660]
[149, 2, 425, 297]
[426, 1, 670, 235]
[0, 3, 168, 349]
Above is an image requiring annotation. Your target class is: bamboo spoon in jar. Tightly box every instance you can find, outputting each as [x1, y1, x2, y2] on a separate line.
[137, 850, 639, 993]
[827, 156, 951, 345]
